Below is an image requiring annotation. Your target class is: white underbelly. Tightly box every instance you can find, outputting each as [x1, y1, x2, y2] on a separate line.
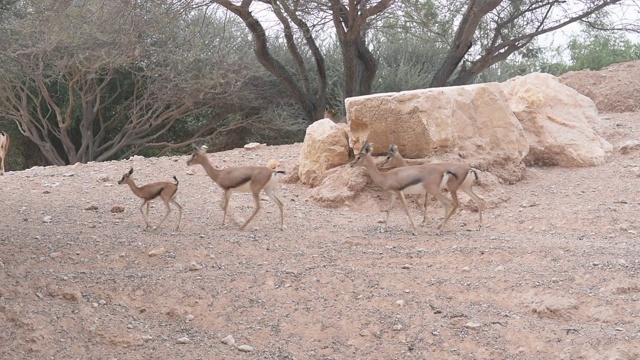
[232, 181, 253, 193]
[402, 182, 425, 195]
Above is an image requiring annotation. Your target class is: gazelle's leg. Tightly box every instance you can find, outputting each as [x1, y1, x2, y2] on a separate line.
[171, 199, 183, 231]
[265, 187, 284, 230]
[154, 200, 172, 230]
[221, 190, 232, 226]
[384, 192, 398, 232]
[140, 201, 150, 230]
[460, 186, 485, 230]
[421, 194, 430, 226]
[434, 193, 454, 231]
[240, 191, 261, 230]
[398, 192, 418, 235]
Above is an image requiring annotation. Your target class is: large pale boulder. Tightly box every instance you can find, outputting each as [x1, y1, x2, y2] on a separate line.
[298, 119, 350, 186]
[501, 72, 613, 167]
[345, 83, 529, 164]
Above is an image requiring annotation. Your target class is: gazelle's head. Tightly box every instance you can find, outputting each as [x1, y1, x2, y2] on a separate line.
[379, 144, 401, 168]
[324, 106, 337, 119]
[118, 167, 134, 185]
[187, 145, 209, 167]
[350, 141, 373, 168]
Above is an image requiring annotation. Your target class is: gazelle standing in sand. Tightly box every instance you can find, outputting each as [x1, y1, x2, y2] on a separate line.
[380, 144, 485, 230]
[0, 131, 10, 175]
[350, 141, 454, 234]
[118, 168, 183, 231]
[187, 146, 285, 230]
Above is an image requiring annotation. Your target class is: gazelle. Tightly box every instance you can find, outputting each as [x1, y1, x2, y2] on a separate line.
[187, 147, 285, 230]
[324, 106, 347, 124]
[0, 131, 10, 175]
[381, 144, 485, 230]
[350, 141, 454, 234]
[118, 168, 183, 231]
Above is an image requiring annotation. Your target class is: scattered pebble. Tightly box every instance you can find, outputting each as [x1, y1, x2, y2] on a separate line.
[221, 335, 236, 346]
[149, 247, 167, 257]
[176, 336, 191, 344]
[465, 322, 482, 330]
[237, 344, 254, 352]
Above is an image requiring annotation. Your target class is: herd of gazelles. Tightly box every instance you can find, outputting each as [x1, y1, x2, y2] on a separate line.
[0, 130, 484, 234]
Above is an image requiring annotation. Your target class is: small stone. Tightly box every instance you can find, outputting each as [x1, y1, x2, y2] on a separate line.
[85, 205, 99, 211]
[521, 200, 540, 208]
[141, 335, 153, 342]
[110, 205, 125, 213]
[188, 262, 202, 271]
[42, 216, 52, 223]
[186, 314, 195, 322]
[618, 259, 628, 267]
[148, 247, 166, 257]
[494, 265, 505, 272]
[221, 335, 236, 346]
[395, 300, 405, 306]
[401, 264, 412, 269]
[465, 322, 482, 330]
[392, 324, 403, 331]
[461, 266, 470, 272]
[237, 344, 254, 352]
[176, 336, 191, 344]
[243, 142, 264, 150]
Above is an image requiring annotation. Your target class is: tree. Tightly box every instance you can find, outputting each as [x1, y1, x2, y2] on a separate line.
[567, 28, 640, 71]
[208, 0, 393, 121]
[0, 0, 255, 165]
[399, 0, 639, 87]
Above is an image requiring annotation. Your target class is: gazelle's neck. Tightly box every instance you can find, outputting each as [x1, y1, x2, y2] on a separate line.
[199, 158, 222, 183]
[362, 155, 388, 188]
[125, 180, 143, 198]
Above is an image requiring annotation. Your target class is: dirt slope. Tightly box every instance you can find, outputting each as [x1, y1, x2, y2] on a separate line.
[1, 63, 640, 359]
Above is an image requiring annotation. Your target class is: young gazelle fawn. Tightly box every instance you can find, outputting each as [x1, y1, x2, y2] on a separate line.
[350, 141, 454, 234]
[381, 144, 485, 230]
[187, 147, 285, 230]
[0, 131, 10, 175]
[118, 168, 183, 231]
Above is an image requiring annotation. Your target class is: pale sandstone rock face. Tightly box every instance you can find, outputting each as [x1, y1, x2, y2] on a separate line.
[298, 119, 350, 186]
[344, 83, 529, 164]
[501, 72, 613, 167]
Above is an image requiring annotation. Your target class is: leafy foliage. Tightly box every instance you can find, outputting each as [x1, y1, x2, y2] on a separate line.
[567, 30, 640, 71]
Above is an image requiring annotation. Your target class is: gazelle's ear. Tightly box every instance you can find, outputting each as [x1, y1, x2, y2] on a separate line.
[128, 167, 134, 175]
[361, 141, 373, 154]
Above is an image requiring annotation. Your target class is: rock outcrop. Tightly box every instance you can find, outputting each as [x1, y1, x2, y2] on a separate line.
[298, 119, 350, 186]
[502, 73, 612, 166]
